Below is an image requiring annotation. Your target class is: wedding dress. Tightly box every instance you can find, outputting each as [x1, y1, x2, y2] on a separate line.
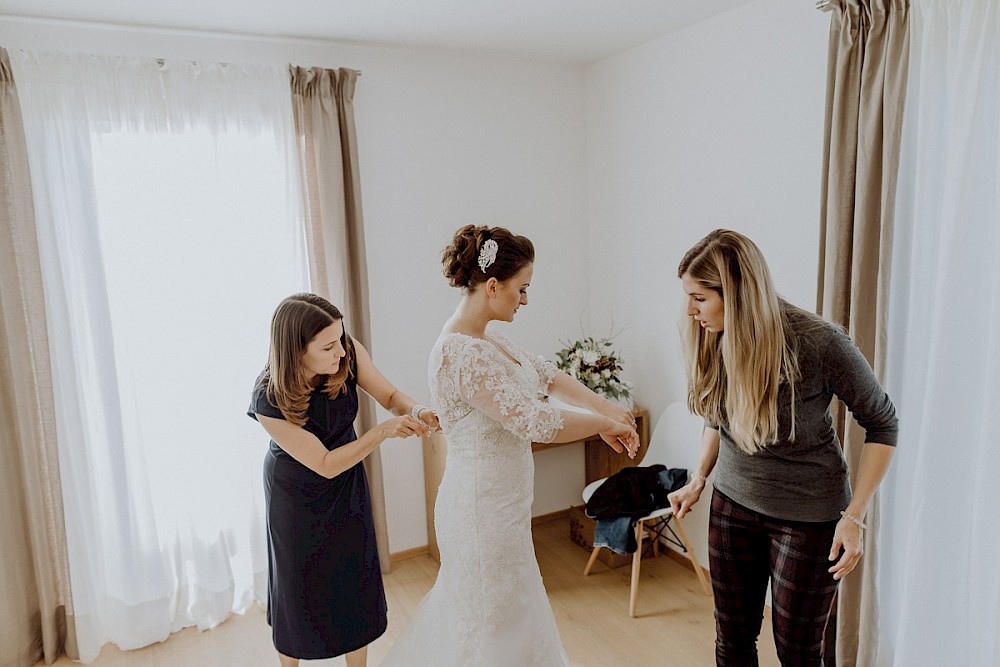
[381, 329, 572, 667]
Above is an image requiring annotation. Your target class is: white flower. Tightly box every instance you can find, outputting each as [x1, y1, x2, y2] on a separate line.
[556, 335, 632, 401]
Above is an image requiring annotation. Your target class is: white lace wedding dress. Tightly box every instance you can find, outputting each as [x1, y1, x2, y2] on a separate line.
[381, 329, 571, 667]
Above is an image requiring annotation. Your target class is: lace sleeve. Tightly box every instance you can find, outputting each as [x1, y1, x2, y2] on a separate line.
[529, 354, 559, 389]
[457, 339, 564, 443]
[487, 328, 559, 389]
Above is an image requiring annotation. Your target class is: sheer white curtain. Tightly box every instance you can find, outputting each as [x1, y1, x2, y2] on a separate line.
[10, 51, 308, 662]
[877, 1, 1000, 665]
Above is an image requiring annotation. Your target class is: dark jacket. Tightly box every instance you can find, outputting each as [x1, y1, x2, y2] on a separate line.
[586, 465, 688, 520]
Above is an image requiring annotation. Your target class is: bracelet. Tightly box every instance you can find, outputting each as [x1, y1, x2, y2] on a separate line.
[840, 511, 867, 530]
[410, 404, 428, 421]
[690, 472, 708, 484]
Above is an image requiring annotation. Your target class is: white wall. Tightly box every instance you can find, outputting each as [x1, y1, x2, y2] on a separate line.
[583, 0, 830, 565]
[0, 16, 592, 553]
[0, 0, 835, 560]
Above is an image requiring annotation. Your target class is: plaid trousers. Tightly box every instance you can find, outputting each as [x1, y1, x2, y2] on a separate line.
[708, 489, 840, 667]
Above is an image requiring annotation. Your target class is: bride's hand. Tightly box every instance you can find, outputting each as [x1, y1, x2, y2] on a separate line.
[594, 396, 635, 429]
[416, 407, 441, 433]
[599, 420, 639, 459]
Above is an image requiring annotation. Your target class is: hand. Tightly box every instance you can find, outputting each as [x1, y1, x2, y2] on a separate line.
[828, 516, 864, 580]
[595, 398, 635, 430]
[668, 478, 705, 519]
[378, 415, 429, 440]
[416, 408, 441, 433]
[599, 420, 639, 459]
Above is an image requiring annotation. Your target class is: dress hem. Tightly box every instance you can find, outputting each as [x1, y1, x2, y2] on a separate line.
[271, 617, 388, 660]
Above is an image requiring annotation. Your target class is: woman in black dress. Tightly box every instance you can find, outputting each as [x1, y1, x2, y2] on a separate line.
[249, 293, 438, 667]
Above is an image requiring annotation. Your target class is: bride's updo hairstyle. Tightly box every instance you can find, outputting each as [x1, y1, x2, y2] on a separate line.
[442, 225, 535, 291]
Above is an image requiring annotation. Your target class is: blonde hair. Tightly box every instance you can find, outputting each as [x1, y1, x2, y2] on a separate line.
[257, 293, 355, 426]
[677, 230, 800, 454]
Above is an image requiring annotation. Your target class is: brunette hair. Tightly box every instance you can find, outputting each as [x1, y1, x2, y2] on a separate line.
[257, 293, 355, 426]
[441, 224, 535, 290]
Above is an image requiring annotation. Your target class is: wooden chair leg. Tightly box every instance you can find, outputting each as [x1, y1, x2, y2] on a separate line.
[629, 519, 644, 617]
[673, 515, 712, 596]
[583, 546, 602, 576]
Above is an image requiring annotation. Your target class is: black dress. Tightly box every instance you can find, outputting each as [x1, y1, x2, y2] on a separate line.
[248, 362, 387, 660]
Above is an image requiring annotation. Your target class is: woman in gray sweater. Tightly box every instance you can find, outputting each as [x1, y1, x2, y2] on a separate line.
[668, 229, 897, 666]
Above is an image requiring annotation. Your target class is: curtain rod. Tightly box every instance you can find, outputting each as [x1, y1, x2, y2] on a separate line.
[150, 57, 360, 77]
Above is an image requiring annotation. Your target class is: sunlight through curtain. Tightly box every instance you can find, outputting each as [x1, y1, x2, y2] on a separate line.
[878, 1, 1000, 664]
[9, 50, 308, 662]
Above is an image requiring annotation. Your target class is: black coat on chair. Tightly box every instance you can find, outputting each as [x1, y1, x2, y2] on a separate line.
[585, 464, 688, 520]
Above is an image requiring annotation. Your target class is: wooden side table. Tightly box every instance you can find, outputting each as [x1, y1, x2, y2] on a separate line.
[582, 408, 649, 482]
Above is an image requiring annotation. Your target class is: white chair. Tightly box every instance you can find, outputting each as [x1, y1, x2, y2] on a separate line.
[582, 401, 712, 617]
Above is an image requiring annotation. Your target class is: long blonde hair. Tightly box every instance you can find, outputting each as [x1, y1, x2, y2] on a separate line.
[677, 230, 799, 454]
[257, 293, 355, 426]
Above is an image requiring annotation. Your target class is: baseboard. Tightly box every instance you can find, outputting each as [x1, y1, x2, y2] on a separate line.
[389, 545, 429, 563]
[531, 507, 571, 526]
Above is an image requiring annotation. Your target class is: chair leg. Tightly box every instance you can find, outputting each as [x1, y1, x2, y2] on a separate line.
[629, 519, 644, 617]
[673, 515, 712, 596]
[583, 546, 602, 576]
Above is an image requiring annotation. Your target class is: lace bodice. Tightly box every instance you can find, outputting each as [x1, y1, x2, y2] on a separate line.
[381, 329, 572, 666]
[429, 329, 564, 448]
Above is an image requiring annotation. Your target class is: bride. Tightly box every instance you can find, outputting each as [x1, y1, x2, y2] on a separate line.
[381, 225, 639, 667]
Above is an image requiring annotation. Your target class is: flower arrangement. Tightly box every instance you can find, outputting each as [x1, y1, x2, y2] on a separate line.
[555, 336, 633, 405]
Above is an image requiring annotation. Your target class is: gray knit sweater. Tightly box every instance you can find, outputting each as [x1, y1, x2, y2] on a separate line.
[710, 305, 898, 522]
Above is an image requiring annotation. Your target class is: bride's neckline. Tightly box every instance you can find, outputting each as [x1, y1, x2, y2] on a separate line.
[441, 330, 522, 367]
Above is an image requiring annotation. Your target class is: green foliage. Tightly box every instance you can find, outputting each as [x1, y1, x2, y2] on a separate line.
[555, 336, 632, 401]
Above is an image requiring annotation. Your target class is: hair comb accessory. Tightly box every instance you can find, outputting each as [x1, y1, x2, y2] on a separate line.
[478, 239, 499, 273]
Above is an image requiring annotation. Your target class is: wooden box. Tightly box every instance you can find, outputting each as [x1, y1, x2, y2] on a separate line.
[568, 504, 653, 569]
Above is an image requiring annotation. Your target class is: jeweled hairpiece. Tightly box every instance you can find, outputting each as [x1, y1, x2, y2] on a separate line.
[478, 239, 499, 273]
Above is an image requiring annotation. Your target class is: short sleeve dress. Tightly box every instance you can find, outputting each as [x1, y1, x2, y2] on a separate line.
[248, 360, 387, 660]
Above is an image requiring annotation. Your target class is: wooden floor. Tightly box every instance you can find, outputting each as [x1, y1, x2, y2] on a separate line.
[37, 518, 780, 666]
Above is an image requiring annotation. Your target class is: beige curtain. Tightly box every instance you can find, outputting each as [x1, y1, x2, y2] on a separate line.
[0, 48, 76, 666]
[289, 66, 391, 572]
[815, 2, 909, 665]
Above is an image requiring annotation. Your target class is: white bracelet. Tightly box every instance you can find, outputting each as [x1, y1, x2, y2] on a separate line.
[410, 404, 428, 421]
[690, 472, 708, 484]
[840, 511, 867, 530]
